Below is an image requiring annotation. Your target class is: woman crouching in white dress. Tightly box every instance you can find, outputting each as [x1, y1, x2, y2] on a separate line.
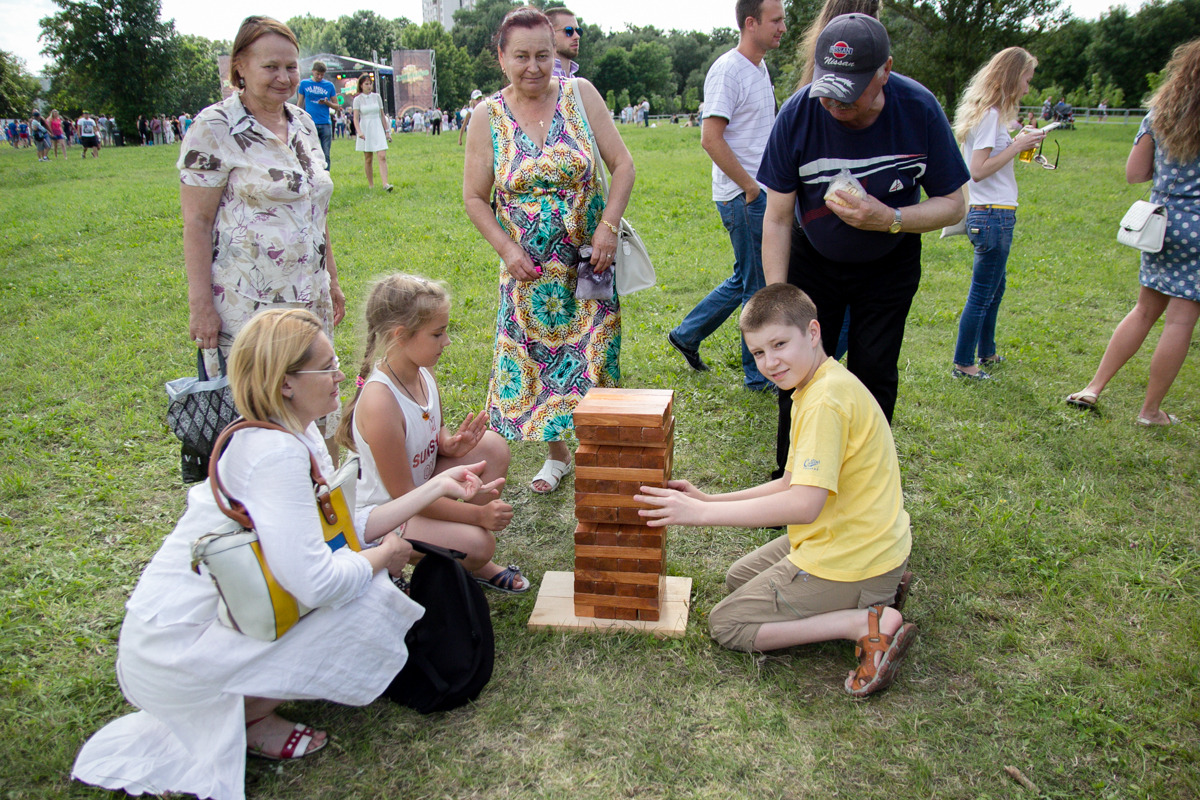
[72, 308, 496, 800]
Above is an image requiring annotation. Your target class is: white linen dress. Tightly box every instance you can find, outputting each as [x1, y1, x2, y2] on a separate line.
[71, 424, 423, 800]
[354, 92, 388, 153]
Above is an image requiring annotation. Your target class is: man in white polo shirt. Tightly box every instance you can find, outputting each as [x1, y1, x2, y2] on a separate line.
[667, 0, 785, 391]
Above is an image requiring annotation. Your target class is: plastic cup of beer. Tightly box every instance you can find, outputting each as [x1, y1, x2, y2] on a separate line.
[1018, 147, 1035, 163]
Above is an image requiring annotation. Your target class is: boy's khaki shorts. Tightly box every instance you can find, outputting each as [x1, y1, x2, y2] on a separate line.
[708, 533, 907, 652]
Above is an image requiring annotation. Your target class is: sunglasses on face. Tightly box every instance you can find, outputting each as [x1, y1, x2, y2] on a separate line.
[1034, 139, 1059, 170]
[557, 26, 581, 37]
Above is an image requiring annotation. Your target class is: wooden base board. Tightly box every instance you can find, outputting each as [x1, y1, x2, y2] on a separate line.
[527, 571, 692, 638]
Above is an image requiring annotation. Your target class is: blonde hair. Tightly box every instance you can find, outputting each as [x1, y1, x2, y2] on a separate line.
[335, 275, 451, 451]
[953, 47, 1037, 143]
[229, 308, 324, 434]
[796, 0, 881, 89]
[1147, 37, 1200, 164]
[229, 16, 299, 89]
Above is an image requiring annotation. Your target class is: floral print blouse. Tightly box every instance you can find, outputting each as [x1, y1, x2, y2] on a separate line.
[177, 92, 334, 307]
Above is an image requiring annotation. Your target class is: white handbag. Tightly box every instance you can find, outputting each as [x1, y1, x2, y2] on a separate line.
[1117, 200, 1166, 253]
[191, 419, 362, 641]
[572, 79, 656, 295]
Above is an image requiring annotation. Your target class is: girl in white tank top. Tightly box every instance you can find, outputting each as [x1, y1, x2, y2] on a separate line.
[335, 275, 529, 593]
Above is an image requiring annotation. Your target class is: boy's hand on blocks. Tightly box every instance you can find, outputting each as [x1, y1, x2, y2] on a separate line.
[439, 412, 489, 459]
[635, 480, 709, 527]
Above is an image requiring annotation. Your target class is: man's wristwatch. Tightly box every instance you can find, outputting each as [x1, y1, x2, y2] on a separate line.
[888, 208, 903, 234]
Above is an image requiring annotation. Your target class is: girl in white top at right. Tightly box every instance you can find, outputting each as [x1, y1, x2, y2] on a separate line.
[336, 274, 530, 593]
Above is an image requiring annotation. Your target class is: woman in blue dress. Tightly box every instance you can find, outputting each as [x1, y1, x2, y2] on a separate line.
[1066, 38, 1200, 426]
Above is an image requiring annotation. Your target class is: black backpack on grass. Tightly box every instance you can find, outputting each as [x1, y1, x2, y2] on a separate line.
[384, 540, 494, 713]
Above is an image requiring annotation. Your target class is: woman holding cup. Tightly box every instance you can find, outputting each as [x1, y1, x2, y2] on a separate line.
[949, 47, 1045, 379]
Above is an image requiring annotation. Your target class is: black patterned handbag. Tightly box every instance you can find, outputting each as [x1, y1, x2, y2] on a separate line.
[165, 349, 239, 482]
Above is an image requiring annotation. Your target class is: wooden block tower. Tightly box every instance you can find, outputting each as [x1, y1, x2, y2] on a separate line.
[571, 388, 674, 622]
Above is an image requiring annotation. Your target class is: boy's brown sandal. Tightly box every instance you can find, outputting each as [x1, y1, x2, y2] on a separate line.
[844, 604, 919, 698]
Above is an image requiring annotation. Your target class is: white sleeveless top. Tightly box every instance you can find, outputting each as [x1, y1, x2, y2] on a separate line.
[353, 367, 441, 524]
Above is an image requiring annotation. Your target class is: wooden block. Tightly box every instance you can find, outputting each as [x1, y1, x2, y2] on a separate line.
[574, 592, 661, 611]
[574, 579, 595, 594]
[575, 443, 598, 466]
[597, 557, 619, 571]
[635, 584, 658, 598]
[638, 608, 661, 622]
[575, 505, 619, 523]
[574, 527, 598, 545]
[576, 465, 669, 482]
[576, 545, 663, 560]
[613, 607, 639, 621]
[574, 492, 652, 509]
[574, 556, 599, 571]
[596, 448, 621, 467]
[574, 569, 662, 586]
[616, 507, 646, 525]
[573, 388, 674, 428]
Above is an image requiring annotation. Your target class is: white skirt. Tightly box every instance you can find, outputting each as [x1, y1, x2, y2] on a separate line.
[356, 114, 388, 153]
[72, 573, 422, 800]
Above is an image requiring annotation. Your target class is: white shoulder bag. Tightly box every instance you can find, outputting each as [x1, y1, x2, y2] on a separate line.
[572, 79, 656, 295]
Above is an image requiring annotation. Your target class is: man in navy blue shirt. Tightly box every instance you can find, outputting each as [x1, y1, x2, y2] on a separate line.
[298, 61, 339, 170]
[758, 13, 968, 474]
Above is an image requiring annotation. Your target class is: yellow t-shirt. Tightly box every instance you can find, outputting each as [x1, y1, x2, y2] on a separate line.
[785, 359, 911, 581]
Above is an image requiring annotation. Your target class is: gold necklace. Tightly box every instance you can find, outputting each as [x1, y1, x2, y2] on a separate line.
[384, 362, 430, 420]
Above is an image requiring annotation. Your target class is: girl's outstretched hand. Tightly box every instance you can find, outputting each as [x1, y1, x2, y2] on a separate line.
[439, 411, 488, 458]
[436, 461, 503, 502]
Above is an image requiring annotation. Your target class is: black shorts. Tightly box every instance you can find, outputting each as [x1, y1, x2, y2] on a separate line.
[81, 135, 99, 148]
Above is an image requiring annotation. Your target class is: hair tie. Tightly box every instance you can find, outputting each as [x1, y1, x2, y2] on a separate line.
[355, 375, 366, 388]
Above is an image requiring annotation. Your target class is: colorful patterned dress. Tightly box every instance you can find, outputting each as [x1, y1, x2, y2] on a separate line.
[485, 79, 621, 442]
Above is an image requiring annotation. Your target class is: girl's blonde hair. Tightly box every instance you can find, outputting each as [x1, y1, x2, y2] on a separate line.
[953, 47, 1037, 143]
[1147, 37, 1200, 164]
[228, 308, 323, 434]
[796, 0, 881, 89]
[335, 274, 451, 451]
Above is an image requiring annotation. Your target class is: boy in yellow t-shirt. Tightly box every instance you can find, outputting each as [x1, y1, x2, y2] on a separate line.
[636, 284, 916, 697]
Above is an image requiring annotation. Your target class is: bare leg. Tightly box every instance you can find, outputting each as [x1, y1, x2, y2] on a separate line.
[531, 440, 572, 493]
[363, 152, 374, 188]
[378, 152, 390, 187]
[244, 696, 327, 756]
[753, 605, 903, 652]
[1140, 295, 1200, 421]
[1078, 286, 1170, 398]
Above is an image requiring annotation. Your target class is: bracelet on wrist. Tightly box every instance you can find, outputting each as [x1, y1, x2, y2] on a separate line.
[600, 219, 618, 235]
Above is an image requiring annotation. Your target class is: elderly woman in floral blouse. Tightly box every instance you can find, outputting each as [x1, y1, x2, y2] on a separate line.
[180, 15, 346, 451]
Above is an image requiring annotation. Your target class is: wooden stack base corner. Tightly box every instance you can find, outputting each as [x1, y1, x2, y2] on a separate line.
[527, 571, 691, 638]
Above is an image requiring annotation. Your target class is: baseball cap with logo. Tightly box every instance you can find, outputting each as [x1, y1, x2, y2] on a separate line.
[810, 13, 890, 103]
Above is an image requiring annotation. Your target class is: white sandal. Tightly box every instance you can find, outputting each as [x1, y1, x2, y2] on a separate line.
[531, 458, 571, 494]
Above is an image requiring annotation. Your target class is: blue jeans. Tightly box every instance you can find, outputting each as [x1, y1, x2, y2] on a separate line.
[315, 123, 332, 170]
[672, 191, 768, 388]
[953, 207, 1015, 366]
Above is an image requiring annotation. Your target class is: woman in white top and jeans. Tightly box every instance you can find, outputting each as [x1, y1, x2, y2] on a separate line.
[950, 48, 1046, 379]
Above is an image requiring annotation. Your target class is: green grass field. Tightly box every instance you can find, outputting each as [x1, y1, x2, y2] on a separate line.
[1, 120, 1197, 799]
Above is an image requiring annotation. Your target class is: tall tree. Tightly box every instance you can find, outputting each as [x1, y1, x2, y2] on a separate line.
[167, 34, 223, 114]
[287, 14, 346, 57]
[341, 9, 404, 62]
[628, 40, 674, 100]
[39, 0, 175, 134]
[0, 51, 39, 118]
[886, 0, 1063, 109]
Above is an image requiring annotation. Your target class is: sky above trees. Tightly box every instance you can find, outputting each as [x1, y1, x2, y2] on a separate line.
[4, 0, 1153, 74]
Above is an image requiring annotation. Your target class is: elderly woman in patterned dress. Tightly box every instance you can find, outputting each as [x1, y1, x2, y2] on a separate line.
[463, 6, 635, 493]
[181, 15, 346, 453]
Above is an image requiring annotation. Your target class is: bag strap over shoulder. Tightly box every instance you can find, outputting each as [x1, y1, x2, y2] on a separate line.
[572, 78, 609, 203]
[208, 419, 330, 528]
